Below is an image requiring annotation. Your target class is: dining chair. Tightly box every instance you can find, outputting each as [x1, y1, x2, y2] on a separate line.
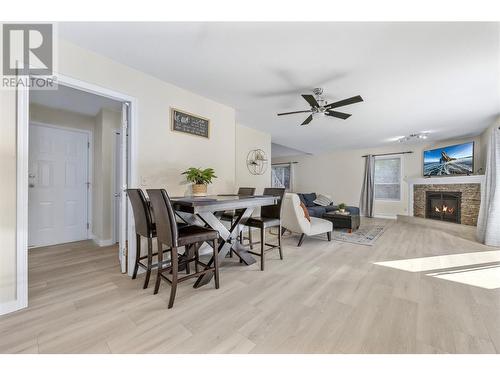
[220, 187, 256, 251]
[147, 189, 220, 309]
[243, 187, 286, 271]
[126, 189, 165, 289]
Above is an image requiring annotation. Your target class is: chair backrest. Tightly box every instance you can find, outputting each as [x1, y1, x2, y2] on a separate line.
[261, 187, 286, 219]
[281, 193, 311, 234]
[146, 189, 179, 248]
[238, 187, 256, 196]
[127, 189, 155, 238]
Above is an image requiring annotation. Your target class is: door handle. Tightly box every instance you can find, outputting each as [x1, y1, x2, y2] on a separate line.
[29, 173, 35, 188]
[114, 193, 121, 197]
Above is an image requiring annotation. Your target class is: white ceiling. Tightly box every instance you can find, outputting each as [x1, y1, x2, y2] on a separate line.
[30, 84, 122, 116]
[271, 143, 308, 158]
[59, 22, 499, 154]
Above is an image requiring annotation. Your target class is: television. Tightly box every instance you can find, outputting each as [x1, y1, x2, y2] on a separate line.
[423, 141, 474, 177]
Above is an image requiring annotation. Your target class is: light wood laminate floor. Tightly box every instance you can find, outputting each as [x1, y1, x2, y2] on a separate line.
[1, 218, 499, 353]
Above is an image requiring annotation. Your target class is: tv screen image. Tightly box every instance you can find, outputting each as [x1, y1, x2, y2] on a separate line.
[423, 142, 474, 176]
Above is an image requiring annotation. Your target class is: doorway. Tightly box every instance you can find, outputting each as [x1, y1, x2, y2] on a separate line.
[28, 124, 90, 247]
[13, 74, 137, 314]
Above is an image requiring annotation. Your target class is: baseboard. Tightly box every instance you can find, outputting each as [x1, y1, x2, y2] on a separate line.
[93, 238, 116, 247]
[373, 214, 397, 220]
[0, 299, 26, 316]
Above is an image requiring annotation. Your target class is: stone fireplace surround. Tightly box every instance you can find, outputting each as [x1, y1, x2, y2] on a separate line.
[408, 175, 484, 226]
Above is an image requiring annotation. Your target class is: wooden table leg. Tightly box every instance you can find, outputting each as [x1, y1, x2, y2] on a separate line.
[193, 207, 256, 288]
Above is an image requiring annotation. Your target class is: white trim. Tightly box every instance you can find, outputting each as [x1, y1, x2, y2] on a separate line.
[407, 174, 485, 216]
[13, 79, 29, 313]
[8, 72, 138, 316]
[111, 129, 120, 245]
[93, 238, 116, 247]
[29, 121, 93, 243]
[373, 214, 398, 220]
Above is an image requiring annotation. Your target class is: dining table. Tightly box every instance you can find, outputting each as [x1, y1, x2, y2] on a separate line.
[170, 194, 279, 288]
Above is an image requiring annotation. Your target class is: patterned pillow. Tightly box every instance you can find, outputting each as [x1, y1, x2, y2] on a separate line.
[313, 194, 333, 207]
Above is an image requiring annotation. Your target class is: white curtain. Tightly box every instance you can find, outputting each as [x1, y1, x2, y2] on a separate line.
[477, 126, 500, 246]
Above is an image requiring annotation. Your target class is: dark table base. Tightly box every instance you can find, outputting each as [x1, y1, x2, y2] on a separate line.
[322, 213, 360, 233]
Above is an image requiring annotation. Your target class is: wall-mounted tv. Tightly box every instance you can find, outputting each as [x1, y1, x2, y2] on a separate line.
[423, 142, 474, 177]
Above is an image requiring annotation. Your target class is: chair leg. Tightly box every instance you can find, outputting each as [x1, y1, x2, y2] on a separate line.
[213, 239, 220, 289]
[132, 234, 141, 279]
[168, 247, 179, 309]
[143, 237, 153, 289]
[297, 233, 305, 247]
[327, 231, 332, 241]
[154, 240, 163, 295]
[278, 224, 283, 260]
[260, 227, 265, 271]
[185, 245, 191, 274]
[194, 243, 200, 273]
[248, 227, 253, 250]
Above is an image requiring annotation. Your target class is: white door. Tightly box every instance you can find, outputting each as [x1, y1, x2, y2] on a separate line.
[118, 103, 128, 273]
[28, 124, 89, 247]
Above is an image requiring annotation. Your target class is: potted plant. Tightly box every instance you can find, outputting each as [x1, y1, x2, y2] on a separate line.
[338, 203, 347, 213]
[182, 167, 217, 197]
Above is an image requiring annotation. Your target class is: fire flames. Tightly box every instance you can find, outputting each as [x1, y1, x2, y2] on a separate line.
[434, 205, 455, 214]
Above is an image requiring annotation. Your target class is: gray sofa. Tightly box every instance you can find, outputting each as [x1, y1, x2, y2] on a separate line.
[297, 193, 360, 218]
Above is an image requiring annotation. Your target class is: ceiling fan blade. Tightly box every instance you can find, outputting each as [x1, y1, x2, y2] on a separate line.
[302, 94, 320, 108]
[277, 110, 312, 116]
[301, 114, 313, 126]
[325, 110, 352, 120]
[325, 95, 363, 109]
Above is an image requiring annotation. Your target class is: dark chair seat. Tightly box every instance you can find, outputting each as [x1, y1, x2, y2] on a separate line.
[245, 217, 281, 229]
[220, 211, 236, 221]
[177, 225, 218, 246]
[149, 221, 188, 238]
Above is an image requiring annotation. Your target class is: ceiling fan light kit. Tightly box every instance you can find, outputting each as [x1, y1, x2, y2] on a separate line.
[277, 87, 363, 126]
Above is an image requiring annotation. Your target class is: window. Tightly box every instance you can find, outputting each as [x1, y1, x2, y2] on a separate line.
[271, 164, 292, 191]
[374, 156, 401, 201]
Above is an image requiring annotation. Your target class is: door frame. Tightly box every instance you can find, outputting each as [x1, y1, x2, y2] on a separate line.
[14, 73, 138, 314]
[28, 121, 93, 246]
[111, 129, 121, 245]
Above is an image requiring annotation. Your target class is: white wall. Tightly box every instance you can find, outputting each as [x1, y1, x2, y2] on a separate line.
[0, 38, 237, 310]
[235, 123, 271, 195]
[273, 135, 484, 218]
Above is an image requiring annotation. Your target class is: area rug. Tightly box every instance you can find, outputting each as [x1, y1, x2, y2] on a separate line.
[332, 224, 388, 246]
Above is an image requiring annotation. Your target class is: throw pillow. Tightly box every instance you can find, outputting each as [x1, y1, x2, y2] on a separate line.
[313, 194, 333, 207]
[299, 202, 311, 222]
[302, 192, 317, 207]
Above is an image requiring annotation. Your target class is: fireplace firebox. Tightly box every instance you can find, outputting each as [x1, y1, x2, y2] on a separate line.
[425, 191, 462, 224]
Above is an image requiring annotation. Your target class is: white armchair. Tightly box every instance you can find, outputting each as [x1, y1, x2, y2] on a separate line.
[281, 193, 333, 247]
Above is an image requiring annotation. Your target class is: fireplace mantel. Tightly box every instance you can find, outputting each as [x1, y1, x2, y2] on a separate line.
[407, 175, 485, 216]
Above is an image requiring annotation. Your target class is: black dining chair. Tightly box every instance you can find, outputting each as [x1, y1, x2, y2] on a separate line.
[147, 189, 220, 309]
[127, 189, 191, 289]
[126, 189, 164, 289]
[243, 187, 286, 271]
[220, 187, 256, 250]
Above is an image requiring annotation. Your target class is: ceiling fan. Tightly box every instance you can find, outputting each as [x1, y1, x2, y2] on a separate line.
[277, 88, 363, 125]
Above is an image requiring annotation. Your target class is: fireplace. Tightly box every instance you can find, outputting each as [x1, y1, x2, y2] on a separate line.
[425, 191, 462, 224]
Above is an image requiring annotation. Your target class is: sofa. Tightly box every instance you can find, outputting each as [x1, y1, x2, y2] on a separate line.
[281, 193, 333, 247]
[297, 192, 360, 218]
